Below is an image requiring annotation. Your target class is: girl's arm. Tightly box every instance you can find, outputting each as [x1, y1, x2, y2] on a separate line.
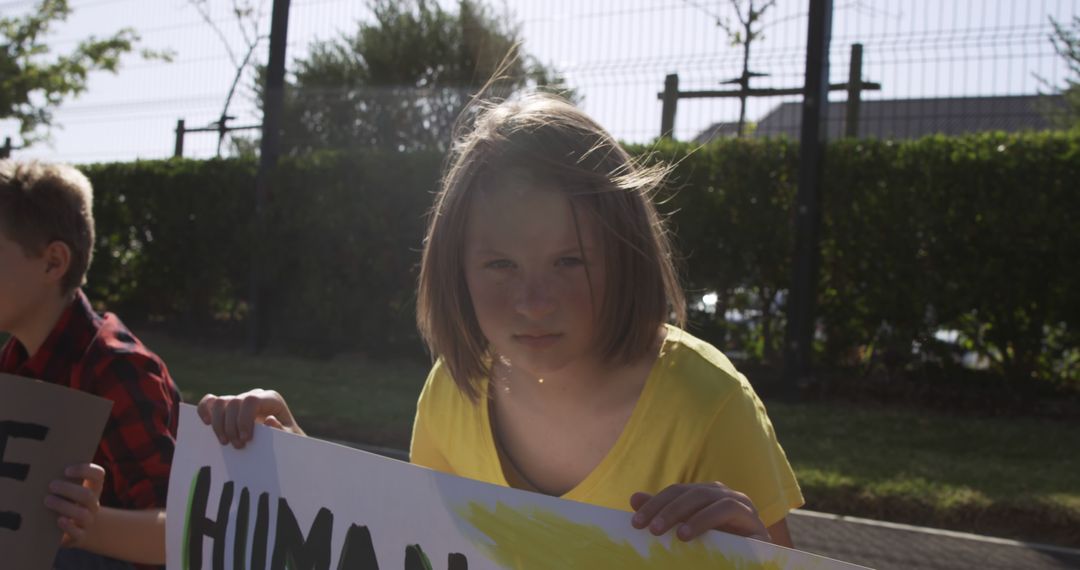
[767, 518, 794, 548]
[78, 507, 166, 564]
[45, 463, 166, 564]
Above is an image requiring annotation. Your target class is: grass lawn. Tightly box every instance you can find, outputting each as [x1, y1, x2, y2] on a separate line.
[769, 401, 1080, 546]
[148, 331, 1080, 547]
[143, 331, 429, 448]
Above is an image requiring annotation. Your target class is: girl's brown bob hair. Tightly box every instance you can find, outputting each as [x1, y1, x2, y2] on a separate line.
[416, 92, 686, 399]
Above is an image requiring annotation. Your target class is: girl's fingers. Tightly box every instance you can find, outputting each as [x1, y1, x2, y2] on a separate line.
[200, 390, 289, 445]
[647, 485, 718, 536]
[629, 492, 653, 512]
[210, 396, 231, 445]
[44, 494, 92, 525]
[197, 394, 218, 425]
[47, 480, 97, 510]
[677, 497, 766, 542]
[237, 394, 266, 442]
[722, 488, 758, 515]
[223, 398, 244, 448]
[49, 461, 105, 549]
[630, 483, 767, 541]
[65, 463, 105, 493]
[58, 517, 82, 545]
[264, 415, 285, 430]
[631, 484, 688, 529]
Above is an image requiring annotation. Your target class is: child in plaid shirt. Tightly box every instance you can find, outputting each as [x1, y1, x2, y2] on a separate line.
[0, 160, 179, 569]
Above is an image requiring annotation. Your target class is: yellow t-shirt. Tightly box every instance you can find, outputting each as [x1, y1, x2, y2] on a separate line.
[409, 325, 804, 527]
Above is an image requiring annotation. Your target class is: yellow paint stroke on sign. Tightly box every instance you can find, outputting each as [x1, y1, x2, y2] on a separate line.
[457, 501, 788, 570]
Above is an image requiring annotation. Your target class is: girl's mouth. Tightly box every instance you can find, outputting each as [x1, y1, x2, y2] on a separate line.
[512, 333, 563, 348]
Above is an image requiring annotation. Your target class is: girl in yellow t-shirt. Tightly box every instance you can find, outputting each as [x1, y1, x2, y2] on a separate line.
[200, 92, 803, 547]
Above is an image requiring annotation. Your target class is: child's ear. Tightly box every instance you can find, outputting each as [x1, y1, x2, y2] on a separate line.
[41, 240, 72, 285]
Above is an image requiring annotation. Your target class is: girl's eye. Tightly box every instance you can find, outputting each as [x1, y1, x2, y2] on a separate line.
[556, 257, 585, 267]
[485, 259, 515, 270]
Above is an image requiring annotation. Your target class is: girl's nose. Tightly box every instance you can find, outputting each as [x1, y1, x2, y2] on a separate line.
[513, 278, 557, 320]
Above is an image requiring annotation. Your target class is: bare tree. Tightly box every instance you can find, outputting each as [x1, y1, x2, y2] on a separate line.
[716, 0, 777, 138]
[189, 0, 269, 155]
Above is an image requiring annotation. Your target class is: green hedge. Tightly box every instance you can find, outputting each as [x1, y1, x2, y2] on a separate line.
[640, 133, 1079, 388]
[263, 151, 443, 353]
[80, 132, 1079, 386]
[86, 159, 255, 323]
[83, 152, 442, 355]
[821, 135, 1079, 386]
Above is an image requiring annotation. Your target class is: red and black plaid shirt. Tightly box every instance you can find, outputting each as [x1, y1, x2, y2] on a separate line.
[1, 290, 180, 514]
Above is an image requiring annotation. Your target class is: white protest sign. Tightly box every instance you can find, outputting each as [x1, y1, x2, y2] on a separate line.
[0, 373, 113, 570]
[167, 403, 868, 569]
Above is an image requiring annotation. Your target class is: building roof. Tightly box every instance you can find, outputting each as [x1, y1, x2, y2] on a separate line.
[691, 121, 743, 143]
[694, 94, 1068, 142]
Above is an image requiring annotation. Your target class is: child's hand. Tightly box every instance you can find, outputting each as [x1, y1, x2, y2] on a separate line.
[44, 462, 106, 547]
[198, 389, 306, 449]
[630, 482, 770, 543]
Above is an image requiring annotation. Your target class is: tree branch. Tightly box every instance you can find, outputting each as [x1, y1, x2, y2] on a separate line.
[189, 0, 239, 68]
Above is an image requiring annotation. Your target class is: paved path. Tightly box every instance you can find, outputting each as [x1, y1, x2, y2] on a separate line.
[789, 510, 1080, 569]
[344, 441, 1080, 570]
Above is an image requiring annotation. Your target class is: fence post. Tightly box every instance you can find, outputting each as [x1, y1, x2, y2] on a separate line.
[249, 0, 292, 353]
[660, 73, 679, 139]
[845, 43, 863, 138]
[174, 119, 185, 158]
[0, 137, 11, 159]
[783, 0, 833, 400]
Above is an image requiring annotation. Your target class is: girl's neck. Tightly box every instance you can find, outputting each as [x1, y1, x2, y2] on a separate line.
[492, 326, 667, 409]
[495, 357, 608, 406]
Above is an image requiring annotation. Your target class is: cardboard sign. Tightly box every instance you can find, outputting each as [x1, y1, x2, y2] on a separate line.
[167, 403, 869, 569]
[0, 373, 113, 570]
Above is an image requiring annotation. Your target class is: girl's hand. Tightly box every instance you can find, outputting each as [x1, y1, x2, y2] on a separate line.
[630, 482, 771, 543]
[44, 462, 105, 547]
[197, 389, 306, 449]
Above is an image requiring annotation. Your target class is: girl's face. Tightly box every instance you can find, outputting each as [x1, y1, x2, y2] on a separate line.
[464, 180, 604, 379]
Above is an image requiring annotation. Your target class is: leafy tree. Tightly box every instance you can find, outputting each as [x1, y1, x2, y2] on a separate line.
[0, 0, 169, 146]
[270, 0, 573, 154]
[1048, 16, 1080, 129]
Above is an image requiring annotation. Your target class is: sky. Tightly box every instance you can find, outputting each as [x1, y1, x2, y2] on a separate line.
[2, 0, 1077, 163]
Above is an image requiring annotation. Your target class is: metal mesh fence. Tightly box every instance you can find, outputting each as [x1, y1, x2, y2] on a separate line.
[4, 0, 1077, 163]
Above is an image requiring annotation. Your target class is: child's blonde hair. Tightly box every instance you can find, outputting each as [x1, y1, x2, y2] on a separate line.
[417, 93, 686, 398]
[0, 160, 95, 293]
